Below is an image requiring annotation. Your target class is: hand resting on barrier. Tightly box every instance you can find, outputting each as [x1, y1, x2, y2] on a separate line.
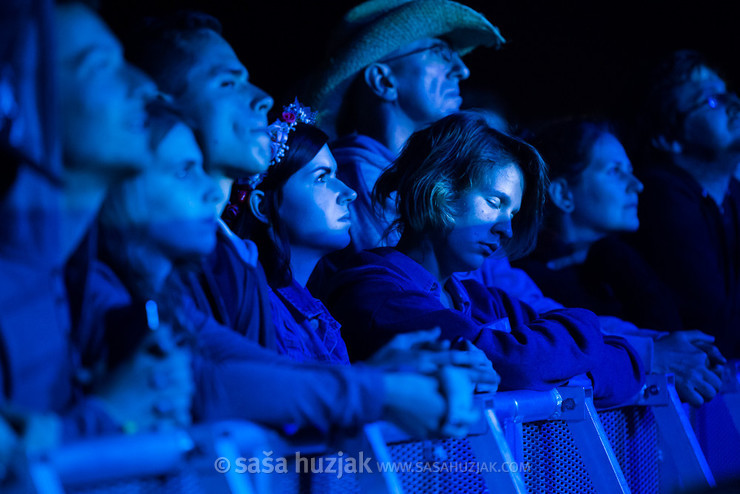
[653, 330, 726, 406]
[365, 328, 501, 393]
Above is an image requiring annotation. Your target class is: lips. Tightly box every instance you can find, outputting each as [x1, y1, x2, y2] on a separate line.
[480, 242, 499, 256]
[250, 125, 270, 135]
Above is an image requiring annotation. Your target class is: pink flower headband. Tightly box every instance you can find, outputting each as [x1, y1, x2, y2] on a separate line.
[224, 99, 319, 222]
[268, 98, 319, 166]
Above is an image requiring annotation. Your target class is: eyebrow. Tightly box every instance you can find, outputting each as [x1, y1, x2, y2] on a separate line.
[310, 164, 334, 174]
[207, 65, 248, 79]
[68, 44, 120, 68]
[487, 190, 512, 205]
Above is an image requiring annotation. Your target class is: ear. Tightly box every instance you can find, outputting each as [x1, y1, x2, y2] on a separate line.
[363, 63, 397, 102]
[651, 134, 683, 154]
[548, 178, 575, 214]
[248, 190, 269, 225]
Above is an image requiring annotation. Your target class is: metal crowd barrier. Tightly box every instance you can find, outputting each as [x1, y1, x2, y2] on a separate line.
[490, 374, 713, 494]
[26, 421, 287, 494]
[688, 360, 740, 485]
[22, 373, 722, 494]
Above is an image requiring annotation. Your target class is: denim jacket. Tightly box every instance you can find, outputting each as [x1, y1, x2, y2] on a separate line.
[271, 278, 350, 365]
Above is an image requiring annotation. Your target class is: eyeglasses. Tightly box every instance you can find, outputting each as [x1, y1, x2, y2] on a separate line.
[380, 42, 457, 65]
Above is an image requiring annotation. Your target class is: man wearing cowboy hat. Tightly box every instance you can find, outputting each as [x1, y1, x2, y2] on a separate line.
[305, 0, 504, 251]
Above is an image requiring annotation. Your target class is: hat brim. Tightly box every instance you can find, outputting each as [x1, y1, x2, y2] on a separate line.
[305, 0, 505, 129]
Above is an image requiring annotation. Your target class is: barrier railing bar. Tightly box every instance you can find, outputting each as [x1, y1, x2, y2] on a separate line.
[467, 407, 528, 493]
[563, 386, 631, 494]
[649, 374, 715, 492]
[360, 423, 405, 494]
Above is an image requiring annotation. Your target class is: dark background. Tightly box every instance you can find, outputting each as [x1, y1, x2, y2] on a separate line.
[101, 0, 739, 131]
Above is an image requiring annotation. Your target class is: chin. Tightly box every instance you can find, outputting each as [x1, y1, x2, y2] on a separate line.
[622, 214, 640, 232]
[243, 150, 270, 175]
[454, 257, 484, 275]
[322, 235, 351, 253]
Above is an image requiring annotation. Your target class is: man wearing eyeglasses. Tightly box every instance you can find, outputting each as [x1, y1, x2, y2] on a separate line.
[635, 49, 740, 360]
[305, 0, 504, 251]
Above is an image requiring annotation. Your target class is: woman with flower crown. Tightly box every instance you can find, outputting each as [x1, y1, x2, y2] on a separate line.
[223, 102, 356, 363]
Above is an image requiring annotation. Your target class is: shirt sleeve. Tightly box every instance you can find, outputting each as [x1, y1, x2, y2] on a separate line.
[323, 260, 610, 393]
[460, 256, 565, 313]
[187, 304, 385, 437]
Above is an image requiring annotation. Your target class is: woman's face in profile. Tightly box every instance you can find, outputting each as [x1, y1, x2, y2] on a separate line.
[568, 132, 643, 235]
[139, 122, 222, 259]
[433, 161, 523, 274]
[277, 144, 357, 254]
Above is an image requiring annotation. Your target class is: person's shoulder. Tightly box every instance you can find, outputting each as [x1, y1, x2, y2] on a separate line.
[349, 247, 417, 275]
[330, 134, 394, 163]
[639, 163, 701, 198]
[327, 248, 417, 291]
[213, 222, 259, 268]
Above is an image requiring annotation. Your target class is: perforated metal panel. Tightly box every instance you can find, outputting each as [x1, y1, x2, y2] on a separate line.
[522, 420, 596, 494]
[67, 469, 205, 494]
[254, 455, 360, 494]
[386, 437, 488, 493]
[304, 471, 361, 494]
[599, 407, 661, 494]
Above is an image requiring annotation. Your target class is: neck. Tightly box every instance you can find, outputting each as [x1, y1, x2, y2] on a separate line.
[135, 244, 174, 297]
[397, 233, 452, 285]
[355, 104, 417, 156]
[557, 216, 602, 262]
[674, 154, 733, 205]
[288, 246, 323, 287]
[215, 176, 234, 215]
[60, 168, 111, 262]
[549, 217, 600, 269]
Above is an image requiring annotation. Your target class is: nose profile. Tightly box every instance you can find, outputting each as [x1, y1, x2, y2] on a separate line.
[128, 65, 158, 101]
[251, 86, 273, 114]
[493, 219, 513, 239]
[337, 180, 357, 205]
[450, 52, 470, 81]
[629, 174, 644, 194]
[203, 175, 224, 206]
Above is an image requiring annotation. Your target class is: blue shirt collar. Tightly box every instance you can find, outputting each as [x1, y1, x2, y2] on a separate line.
[374, 248, 472, 315]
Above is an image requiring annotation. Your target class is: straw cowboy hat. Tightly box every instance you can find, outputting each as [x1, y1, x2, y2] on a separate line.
[305, 0, 505, 128]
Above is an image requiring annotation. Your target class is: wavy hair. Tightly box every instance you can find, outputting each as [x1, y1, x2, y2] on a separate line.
[374, 111, 547, 259]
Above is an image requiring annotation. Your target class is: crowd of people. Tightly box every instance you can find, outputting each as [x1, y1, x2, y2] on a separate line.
[1, 0, 738, 490]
